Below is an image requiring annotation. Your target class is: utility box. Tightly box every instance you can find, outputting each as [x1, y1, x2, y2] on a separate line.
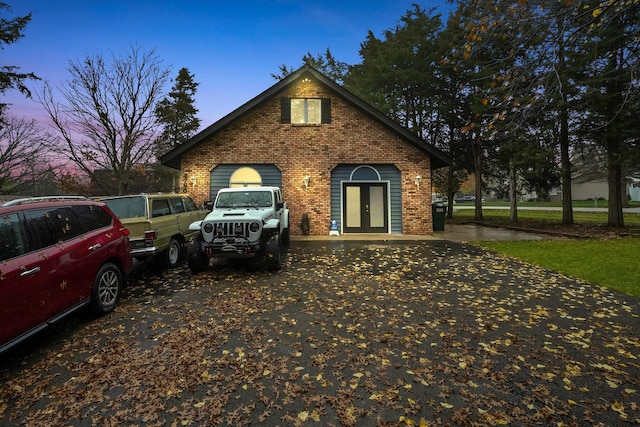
[432, 203, 446, 231]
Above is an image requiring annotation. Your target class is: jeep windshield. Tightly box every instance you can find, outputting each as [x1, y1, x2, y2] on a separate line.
[215, 191, 273, 208]
[102, 196, 147, 218]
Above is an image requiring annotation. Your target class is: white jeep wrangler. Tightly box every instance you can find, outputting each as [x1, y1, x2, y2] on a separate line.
[187, 186, 289, 272]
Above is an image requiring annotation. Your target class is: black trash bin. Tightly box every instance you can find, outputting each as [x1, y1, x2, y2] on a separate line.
[432, 203, 446, 231]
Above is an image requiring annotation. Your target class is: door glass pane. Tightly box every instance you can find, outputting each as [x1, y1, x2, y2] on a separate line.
[369, 186, 384, 228]
[345, 186, 361, 228]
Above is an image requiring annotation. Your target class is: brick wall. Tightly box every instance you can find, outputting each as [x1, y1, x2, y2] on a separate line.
[181, 77, 434, 234]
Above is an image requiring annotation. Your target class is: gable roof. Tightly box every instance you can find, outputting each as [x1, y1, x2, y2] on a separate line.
[160, 64, 451, 169]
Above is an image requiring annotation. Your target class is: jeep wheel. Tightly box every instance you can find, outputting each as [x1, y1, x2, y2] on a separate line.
[264, 232, 284, 271]
[187, 234, 210, 273]
[281, 226, 290, 245]
[90, 262, 122, 315]
[160, 238, 182, 269]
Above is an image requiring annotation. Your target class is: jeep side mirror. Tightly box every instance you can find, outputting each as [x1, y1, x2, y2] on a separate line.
[204, 201, 214, 210]
[276, 201, 284, 210]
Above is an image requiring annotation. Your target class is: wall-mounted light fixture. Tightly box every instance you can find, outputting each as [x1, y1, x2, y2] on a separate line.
[190, 175, 197, 189]
[414, 175, 422, 189]
[303, 175, 310, 190]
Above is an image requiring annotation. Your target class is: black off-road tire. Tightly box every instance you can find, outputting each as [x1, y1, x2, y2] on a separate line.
[281, 226, 290, 245]
[187, 234, 210, 273]
[263, 232, 284, 271]
[90, 262, 122, 315]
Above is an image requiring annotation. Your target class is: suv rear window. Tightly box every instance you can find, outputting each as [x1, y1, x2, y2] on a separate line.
[103, 196, 146, 219]
[73, 205, 113, 232]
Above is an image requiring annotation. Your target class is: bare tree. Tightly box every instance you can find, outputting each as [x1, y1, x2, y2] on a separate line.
[39, 46, 170, 195]
[0, 115, 54, 194]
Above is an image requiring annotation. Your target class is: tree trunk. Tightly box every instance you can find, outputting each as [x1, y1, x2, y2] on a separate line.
[472, 136, 483, 221]
[607, 147, 624, 227]
[447, 166, 455, 219]
[604, 51, 624, 227]
[509, 161, 518, 223]
[559, 99, 573, 225]
[555, 21, 573, 225]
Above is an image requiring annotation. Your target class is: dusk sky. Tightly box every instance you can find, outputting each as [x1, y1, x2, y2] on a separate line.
[3, 0, 452, 130]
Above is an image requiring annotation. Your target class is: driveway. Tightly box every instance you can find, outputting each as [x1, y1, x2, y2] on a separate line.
[1, 240, 639, 426]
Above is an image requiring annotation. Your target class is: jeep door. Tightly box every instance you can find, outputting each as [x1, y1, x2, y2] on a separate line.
[273, 190, 287, 232]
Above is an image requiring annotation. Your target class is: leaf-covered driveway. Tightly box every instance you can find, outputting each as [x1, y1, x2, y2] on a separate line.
[1, 240, 639, 426]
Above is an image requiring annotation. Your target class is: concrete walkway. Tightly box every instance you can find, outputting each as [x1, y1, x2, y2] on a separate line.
[291, 223, 548, 242]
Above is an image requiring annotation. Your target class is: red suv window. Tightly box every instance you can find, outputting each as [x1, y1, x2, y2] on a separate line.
[0, 213, 26, 262]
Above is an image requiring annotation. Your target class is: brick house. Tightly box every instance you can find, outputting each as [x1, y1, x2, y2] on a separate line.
[160, 65, 450, 236]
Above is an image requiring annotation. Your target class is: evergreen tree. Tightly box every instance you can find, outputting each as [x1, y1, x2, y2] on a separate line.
[0, 2, 38, 121]
[272, 48, 348, 85]
[154, 67, 200, 156]
[346, 4, 444, 141]
[575, 0, 640, 226]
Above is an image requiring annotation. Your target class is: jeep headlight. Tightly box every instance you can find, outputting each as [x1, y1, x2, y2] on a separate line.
[203, 223, 213, 233]
[249, 222, 260, 233]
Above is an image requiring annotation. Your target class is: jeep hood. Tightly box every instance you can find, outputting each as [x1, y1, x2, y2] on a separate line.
[203, 208, 273, 223]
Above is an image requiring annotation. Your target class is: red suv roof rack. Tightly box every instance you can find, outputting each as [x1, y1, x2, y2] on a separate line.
[1, 195, 88, 207]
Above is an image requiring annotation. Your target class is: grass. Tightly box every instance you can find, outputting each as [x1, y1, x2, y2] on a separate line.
[476, 239, 640, 299]
[446, 205, 640, 298]
[450, 206, 640, 226]
[481, 200, 640, 208]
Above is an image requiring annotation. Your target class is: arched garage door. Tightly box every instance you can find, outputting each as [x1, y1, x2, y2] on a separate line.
[210, 164, 282, 200]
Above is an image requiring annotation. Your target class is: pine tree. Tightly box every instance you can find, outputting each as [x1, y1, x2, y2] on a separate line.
[575, 0, 639, 226]
[154, 67, 200, 156]
[0, 2, 38, 120]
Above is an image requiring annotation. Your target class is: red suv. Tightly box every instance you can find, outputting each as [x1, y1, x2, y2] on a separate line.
[0, 197, 132, 353]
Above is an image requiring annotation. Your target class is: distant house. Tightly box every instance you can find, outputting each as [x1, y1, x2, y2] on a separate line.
[629, 177, 640, 201]
[160, 65, 450, 236]
[571, 172, 609, 200]
[570, 171, 637, 201]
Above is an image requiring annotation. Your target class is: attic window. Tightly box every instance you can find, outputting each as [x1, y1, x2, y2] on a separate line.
[292, 99, 320, 124]
[281, 98, 331, 124]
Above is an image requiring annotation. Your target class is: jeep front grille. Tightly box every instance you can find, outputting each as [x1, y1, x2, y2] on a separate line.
[212, 222, 249, 238]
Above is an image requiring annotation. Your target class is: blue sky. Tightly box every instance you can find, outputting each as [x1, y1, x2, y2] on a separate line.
[3, 0, 452, 129]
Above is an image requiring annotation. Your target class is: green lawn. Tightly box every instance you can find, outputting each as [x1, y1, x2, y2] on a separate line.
[481, 200, 640, 208]
[447, 205, 640, 298]
[476, 239, 640, 299]
[450, 206, 640, 226]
